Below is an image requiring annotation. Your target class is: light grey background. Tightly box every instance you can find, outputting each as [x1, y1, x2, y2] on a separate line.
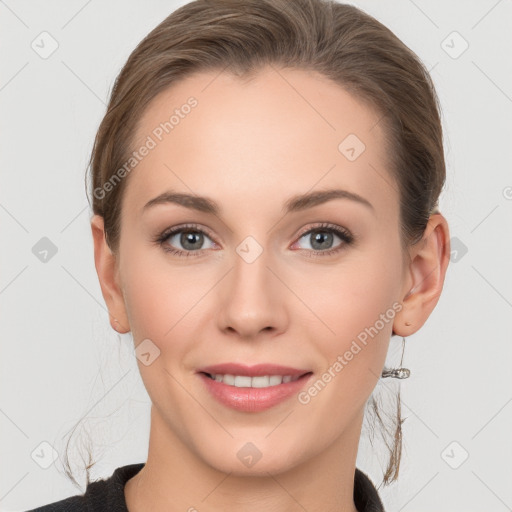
[1, 1, 511, 510]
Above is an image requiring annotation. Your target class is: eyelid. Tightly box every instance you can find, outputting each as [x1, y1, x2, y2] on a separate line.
[159, 223, 218, 243]
[295, 222, 350, 239]
[156, 221, 354, 256]
[291, 222, 354, 250]
[158, 222, 351, 242]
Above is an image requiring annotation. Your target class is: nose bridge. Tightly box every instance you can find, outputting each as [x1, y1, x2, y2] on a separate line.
[231, 235, 276, 302]
[218, 233, 286, 335]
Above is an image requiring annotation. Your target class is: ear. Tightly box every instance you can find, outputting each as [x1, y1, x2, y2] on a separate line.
[91, 214, 130, 333]
[393, 213, 451, 337]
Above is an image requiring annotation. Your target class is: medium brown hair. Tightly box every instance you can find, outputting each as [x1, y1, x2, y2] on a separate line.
[77, 0, 446, 488]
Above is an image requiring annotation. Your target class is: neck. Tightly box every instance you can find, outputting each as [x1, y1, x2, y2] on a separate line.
[125, 405, 363, 512]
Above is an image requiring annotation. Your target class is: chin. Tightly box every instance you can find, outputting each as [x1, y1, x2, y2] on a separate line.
[194, 436, 305, 476]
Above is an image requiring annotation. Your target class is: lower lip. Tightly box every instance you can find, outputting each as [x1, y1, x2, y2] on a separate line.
[198, 372, 313, 412]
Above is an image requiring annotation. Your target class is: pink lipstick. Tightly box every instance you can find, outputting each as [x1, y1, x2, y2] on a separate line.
[196, 363, 313, 412]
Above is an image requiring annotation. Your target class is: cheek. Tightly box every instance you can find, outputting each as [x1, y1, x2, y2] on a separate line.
[300, 251, 400, 336]
[120, 254, 205, 399]
[120, 254, 198, 358]
[297, 249, 401, 390]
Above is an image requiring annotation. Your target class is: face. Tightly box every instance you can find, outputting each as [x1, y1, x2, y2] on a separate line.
[112, 66, 409, 475]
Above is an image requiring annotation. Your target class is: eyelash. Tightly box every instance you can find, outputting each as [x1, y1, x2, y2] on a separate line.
[154, 222, 354, 258]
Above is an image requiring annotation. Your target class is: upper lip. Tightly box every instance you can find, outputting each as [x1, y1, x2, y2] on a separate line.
[197, 363, 312, 378]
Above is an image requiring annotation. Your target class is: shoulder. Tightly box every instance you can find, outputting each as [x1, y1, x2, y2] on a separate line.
[26, 463, 145, 512]
[354, 467, 386, 512]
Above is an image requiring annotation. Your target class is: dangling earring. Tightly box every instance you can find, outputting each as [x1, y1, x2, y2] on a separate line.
[381, 336, 411, 379]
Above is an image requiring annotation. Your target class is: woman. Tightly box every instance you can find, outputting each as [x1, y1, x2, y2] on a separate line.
[29, 0, 450, 510]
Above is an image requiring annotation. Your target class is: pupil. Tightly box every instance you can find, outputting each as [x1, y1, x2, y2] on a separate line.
[312, 231, 332, 250]
[311, 232, 332, 249]
[182, 231, 203, 250]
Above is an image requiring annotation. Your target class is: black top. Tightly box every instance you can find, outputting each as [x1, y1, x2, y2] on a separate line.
[27, 463, 385, 511]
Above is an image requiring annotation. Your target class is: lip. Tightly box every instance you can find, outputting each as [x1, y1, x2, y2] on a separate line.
[196, 363, 310, 378]
[196, 363, 313, 412]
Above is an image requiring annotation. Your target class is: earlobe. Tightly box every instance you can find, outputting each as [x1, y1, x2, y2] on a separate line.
[393, 213, 450, 337]
[90, 214, 130, 333]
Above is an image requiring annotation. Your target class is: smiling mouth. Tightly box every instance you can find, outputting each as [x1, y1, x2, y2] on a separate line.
[200, 371, 313, 388]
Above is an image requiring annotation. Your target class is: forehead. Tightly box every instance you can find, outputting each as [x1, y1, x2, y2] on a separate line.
[123, 66, 396, 221]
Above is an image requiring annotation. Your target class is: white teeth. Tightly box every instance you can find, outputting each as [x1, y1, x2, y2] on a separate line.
[253, 376, 273, 388]
[269, 375, 283, 386]
[223, 374, 235, 386]
[234, 375, 252, 387]
[208, 373, 301, 388]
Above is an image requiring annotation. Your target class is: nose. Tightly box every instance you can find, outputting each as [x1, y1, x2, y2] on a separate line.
[216, 244, 288, 340]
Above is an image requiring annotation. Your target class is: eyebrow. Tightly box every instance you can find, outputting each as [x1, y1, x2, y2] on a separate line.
[142, 188, 375, 215]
